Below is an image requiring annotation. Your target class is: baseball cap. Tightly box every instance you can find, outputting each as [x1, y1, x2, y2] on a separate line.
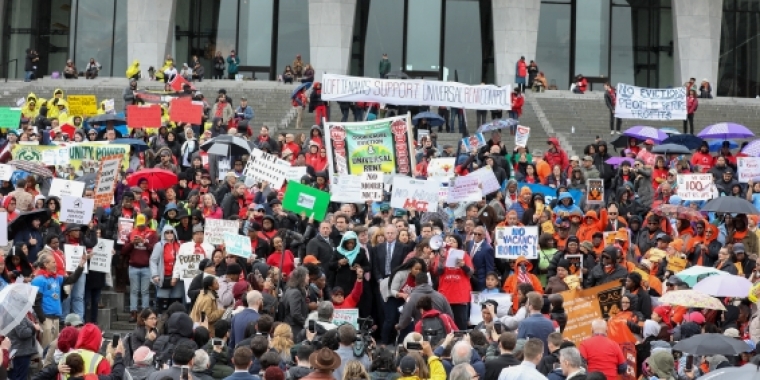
[303, 255, 321, 265]
[65, 313, 84, 327]
[332, 286, 344, 296]
[399, 355, 417, 375]
[133, 346, 155, 365]
[379, 204, 390, 212]
[655, 232, 671, 242]
[583, 155, 593, 161]
[724, 328, 740, 338]
[192, 224, 204, 233]
[570, 155, 580, 162]
[135, 214, 147, 227]
[733, 243, 746, 253]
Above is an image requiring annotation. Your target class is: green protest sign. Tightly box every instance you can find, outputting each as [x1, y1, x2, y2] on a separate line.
[282, 180, 330, 221]
[0, 107, 22, 129]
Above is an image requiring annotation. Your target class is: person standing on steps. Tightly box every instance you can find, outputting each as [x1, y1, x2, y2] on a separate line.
[684, 89, 698, 134]
[227, 50, 240, 80]
[515, 56, 527, 93]
[379, 53, 391, 78]
[604, 82, 622, 135]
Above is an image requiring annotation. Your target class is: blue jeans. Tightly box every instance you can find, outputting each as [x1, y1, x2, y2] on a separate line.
[129, 266, 151, 312]
[84, 287, 102, 323]
[353, 108, 364, 122]
[62, 272, 86, 320]
[24, 71, 33, 82]
[9, 355, 31, 380]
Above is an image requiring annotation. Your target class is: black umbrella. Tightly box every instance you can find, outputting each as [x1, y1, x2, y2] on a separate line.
[9, 209, 51, 240]
[673, 333, 751, 356]
[87, 113, 127, 126]
[610, 134, 631, 150]
[200, 135, 251, 156]
[651, 143, 691, 155]
[700, 197, 760, 215]
[662, 134, 704, 150]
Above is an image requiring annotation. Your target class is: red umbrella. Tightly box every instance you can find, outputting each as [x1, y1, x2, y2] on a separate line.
[652, 204, 705, 222]
[127, 168, 178, 190]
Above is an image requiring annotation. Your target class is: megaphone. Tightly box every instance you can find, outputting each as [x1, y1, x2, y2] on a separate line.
[429, 235, 443, 250]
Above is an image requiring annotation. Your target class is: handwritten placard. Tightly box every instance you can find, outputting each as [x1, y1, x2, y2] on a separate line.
[67, 95, 98, 116]
[223, 232, 252, 259]
[332, 308, 359, 329]
[390, 176, 439, 212]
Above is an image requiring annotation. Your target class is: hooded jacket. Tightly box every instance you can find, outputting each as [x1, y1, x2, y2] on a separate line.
[22, 93, 40, 119]
[149, 225, 181, 286]
[502, 256, 544, 313]
[552, 192, 582, 218]
[46, 89, 65, 119]
[329, 231, 370, 295]
[544, 137, 569, 171]
[586, 246, 628, 288]
[577, 210, 607, 243]
[153, 312, 198, 363]
[398, 283, 454, 330]
[71, 324, 111, 375]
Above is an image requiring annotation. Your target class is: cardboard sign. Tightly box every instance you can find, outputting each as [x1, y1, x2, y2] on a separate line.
[332, 309, 359, 329]
[603, 231, 616, 247]
[390, 176, 439, 212]
[94, 155, 122, 208]
[676, 173, 714, 200]
[117, 218, 134, 245]
[126, 104, 162, 128]
[515, 125, 530, 147]
[223, 232, 252, 259]
[49, 178, 85, 198]
[67, 95, 98, 116]
[169, 98, 203, 125]
[243, 148, 289, 190]
[282, 180, 330, 221]
[360, 172, 384, 201]
[460, 133, 486, 152]
[447, 175, 482, 204]
[427, 157, 456, 180]
[60, 196, 95, 225]
[615, 83, 687, 121]
[64, 245, 85, 273]
[0, 164, 14, 181]
[0, 107, 22, 129]
[559, 281, 624, 345]
[464, 167, 501, 196]
[89, 239, 115, 273]
[204, 219, 239, 246]
[586, 179, 604, 204]
[494, 226, 539, 259]
[738, 157, 760, 182]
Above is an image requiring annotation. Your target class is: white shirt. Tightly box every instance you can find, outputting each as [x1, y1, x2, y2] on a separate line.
[498, 361, 547, 380]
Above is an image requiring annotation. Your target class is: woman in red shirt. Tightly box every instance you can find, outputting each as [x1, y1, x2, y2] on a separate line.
[432, 234, 473, 330]
[200, 193, 222, 219]
[266, 236, 294, 278]
[652, 156, 669, 189]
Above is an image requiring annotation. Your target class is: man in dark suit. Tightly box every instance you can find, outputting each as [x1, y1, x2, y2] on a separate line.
[467, 226, 495, 291]
[484, 332, 521, 380]
[371, 225, 407, 344]
[224, 346, 259, 380]
[305, 221, 334, 276]
[147, 343, 196, 380]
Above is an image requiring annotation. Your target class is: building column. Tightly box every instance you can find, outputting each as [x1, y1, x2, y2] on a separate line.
[491, 0, 541, 87]
[127, 0, 176, 76]
[672, 0, 721, 92]
[309, 0, 356, 82]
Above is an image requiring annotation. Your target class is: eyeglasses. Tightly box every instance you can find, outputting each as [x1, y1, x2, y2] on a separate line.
[473, 233, 483, 236]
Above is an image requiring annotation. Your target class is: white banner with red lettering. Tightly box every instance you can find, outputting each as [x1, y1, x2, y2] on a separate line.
[390, 176, 439, 212]
[738, 157, 760, 182]
[676, 173, 714, 200]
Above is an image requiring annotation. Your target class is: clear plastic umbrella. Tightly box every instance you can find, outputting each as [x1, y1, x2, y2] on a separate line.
[0, 283, 38, 336]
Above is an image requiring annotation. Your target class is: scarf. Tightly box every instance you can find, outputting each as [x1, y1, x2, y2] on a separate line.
[517, 266, 529, 283]
[37, 268, 58, 278]
[337, 231, 361, 265]
[733, 228, 748, 242]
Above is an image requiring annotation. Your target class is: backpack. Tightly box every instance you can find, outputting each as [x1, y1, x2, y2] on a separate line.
[152, 335, 175, 363]
[420, 316, 446, 346]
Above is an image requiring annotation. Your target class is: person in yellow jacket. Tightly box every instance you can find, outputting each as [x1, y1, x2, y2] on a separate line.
[21, 93, 41, 119]
[53, 99, 70, 124]
[155, 55, 173, 82]
[397, 341, 447, 380]
[46, 88, 65, 119]
[126, 60, 140, 80]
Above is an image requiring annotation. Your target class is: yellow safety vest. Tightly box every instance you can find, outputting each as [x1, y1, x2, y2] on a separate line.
[61, 349, 103, 380]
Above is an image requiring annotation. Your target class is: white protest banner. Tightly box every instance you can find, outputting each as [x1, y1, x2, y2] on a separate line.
[0, 164, 13, 181]
[515, 126, 530, 148]
[427, 158, 456, 180]
[738, 157, 760, 182]
[0, 212, 6, 246]
[64, 245, 85, 272]
[676, 173, 714, 200]
[49, 178, 85, 197]
[331, 175, 364, 203]
[464, 167, 500, 196]
[332, 309, 359, 328]
[494, 226, 539, 259]
[469, 292, 513, 325]
[360, 172, 384, 201]
[285, 166, 308, 182]
[93, 155, 122, 208]
[439, 184, 449, 203]
[322, 74, 512, 110]
[175, 250, 204, 302]
[60, 195, 94, 225]
[204, 219, 239, 246]
[104, 99, 115, 113]
[243, 148, 289, 190]
[447, 176, 482, 204]
[224, 232, 252, 259]
[615, 83, 687, 120]
[89, 239, 114, 273]
[117, 218, 133, 245]
[390, 176, 439, 212]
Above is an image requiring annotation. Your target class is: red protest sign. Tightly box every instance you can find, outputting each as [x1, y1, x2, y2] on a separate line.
[170, 75, 195, 92]
[127, 105, 162, 128]
[169, 99, 203, 125]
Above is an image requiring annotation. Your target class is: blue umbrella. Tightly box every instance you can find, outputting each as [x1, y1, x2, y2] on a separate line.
[412, 111, 445, 127]
[708, 139, 738, 152]
[291, 82, 312, 99]
[660, 127, 681, 136]
[477, 118, 519, 133]
[111, 138, 149, 152]
[662, 134, 704, 150]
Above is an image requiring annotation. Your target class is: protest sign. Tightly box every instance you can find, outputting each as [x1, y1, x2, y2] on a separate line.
[174, 250, 204, 302]
[427, 158, 456, 180]
[60, 196, 94, 225]
[282, 180, 330, 221]
[0, 107, 22, 129]
[418, 129, 429, 142]
[89, 239, 114, 273]
[126, 104, 162, 128]
[666, 256, 688, 273]
[494, 226, 539, 259]
[460, 133, 486, 152]
[465, 167, 500, 196]
[515, 126, 530, 147]
[204, 219, 239, 246]
[586, 179, 604, 204]
[438, 184, 449, 203]
[284, 166, 308, 182]
[323, 115, 415, 178]
[0, 164, 13, 181]
[64, 245, 85, 273]
[603, 231, 617, 247]
[390, 176, 439, 212]
[518, 183, 583, 205]
[117, 218, 134, 245]
[50, 178, 85, 197]
[243, 148, 289, 190]
[13, 142, 131, 172]
[738, 157, 760, 182]
[360, 172, 384, 201]
[0, 212, 6, 246]
[322, 74, 512, 110]
[614, 83, 687, 120]
[330, 175, 364, 203]
[676, 173, 714, 200]
[469, 293, 512, 325]
[447, 175, 482, 204]
[94, 155, 122, 208]
[104, 99, 115, 113]
[560, 281, 623, 344]
[134, 90, 193, 104]
[169, 98, 203, 125]
[223, 232, 252, 259]
[67, 95, 98, 116]
[332, 309, 359, 329]
[445, 249, 466, 268]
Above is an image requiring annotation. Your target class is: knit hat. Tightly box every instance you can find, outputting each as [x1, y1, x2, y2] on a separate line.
[263, 367, 284, 380]
[707, 355, 729, 372]
[198, 258, 212, 272]
[683, 311, 705, 325]
[192, 224, 204, 233]
[133, 346, 155, 366]
[57, 327, 79, 353]
[232, 281, 249, 300]
[649, 350, 675, 379]
[579, 241, 594, 253]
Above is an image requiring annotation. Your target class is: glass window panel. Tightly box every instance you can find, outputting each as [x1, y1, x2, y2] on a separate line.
[718, 10, 735, 96]
[277, 0, 310, 73]
[610, 5, 635, 85]
[443, 0, 481, 84]
[657, 8, 673, 87]
[215, 0, 238, 62]
[112, 0, 128, 77]
[238, 0, 273, 67]
[74, 0, 115, 76]
[406, 0, 441, 72]
[363, 0, 403, 78]
[536, 2, 571, 89]
[8, 0, 34, 78]
[575, 0, 610, 78]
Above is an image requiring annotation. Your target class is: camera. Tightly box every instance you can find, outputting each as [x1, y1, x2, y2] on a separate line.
[353, 317, 375, 358]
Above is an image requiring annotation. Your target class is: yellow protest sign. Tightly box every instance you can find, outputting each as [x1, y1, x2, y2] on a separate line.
[646, 248, 667, 262]
[560, 281, 623, 345]
[67, 95, 98, 117]
[666, 256, 688, 273]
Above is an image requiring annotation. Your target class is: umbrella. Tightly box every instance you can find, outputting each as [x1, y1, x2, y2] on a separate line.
[87, 113, 127, 126]
[623, 126, 669, 143]
[658, 289, 726, 310]
[413, 112, 445, 127]
[605, 157, 634, 167]
[673, 333, 751, 356]
[660, 127, 681, 135]
[290, 82, 312, 99]
[708, 140, 738, 152]
[693, 274, 753, 298]
[0, 283, 38, 336]
[126, 168, 178, 190]
[675, 266, 728, 287]
[385, 70, 409, 79]
[9, 209, 51, 239]
[651, 204, 705, 222]
[651, 143, 691, 155]
[699, 363, 760, 379]
[6, 160, 53, 178]
[610, 134, 633, 150]
[477, 119, 519, 133]
[742, 140, 760, 157]
[75, 172, 98, 188]
[662, 134, 704, 150]
[698, 122, 755, 140]
[200, 135, 251, 156]
[111, 138, 149, 152]
[700, 197, 760, 215]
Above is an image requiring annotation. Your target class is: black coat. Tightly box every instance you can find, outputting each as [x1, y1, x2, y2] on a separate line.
[484, 353, 520, 380]
[329, 248, 370, 294]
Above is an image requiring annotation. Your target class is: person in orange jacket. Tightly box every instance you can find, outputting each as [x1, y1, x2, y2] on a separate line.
[577, 210, 607, 243]
[503, 256, 543, 314]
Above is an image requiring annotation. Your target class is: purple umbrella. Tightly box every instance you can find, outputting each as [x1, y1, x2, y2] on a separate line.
[698, 122, 755, 140]
[623, 126, 668, 143]
[742, 139, 760, 157]
[605, 157, 635, 167]
[693, 273, 752, 298]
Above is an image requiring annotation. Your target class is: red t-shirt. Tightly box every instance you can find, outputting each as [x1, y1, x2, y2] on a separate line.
[579, 335, 626, 380]
[267, 250, 295, 277]
[164, 243, 177, 276]
[400, 274, 416, 295]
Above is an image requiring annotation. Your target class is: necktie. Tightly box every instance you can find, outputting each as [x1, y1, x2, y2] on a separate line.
[385, 242, 394, 276]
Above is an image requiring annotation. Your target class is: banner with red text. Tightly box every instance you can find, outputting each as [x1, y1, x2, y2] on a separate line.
[676, 173, 714, 200]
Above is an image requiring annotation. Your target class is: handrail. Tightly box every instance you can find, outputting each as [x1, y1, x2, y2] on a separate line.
[0, 59, 18, 83]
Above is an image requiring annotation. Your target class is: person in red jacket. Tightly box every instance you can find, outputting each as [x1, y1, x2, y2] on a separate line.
[544, 137, 569, 172]
[71, 323, 112, 375]
[515, 56, 528, 92]
[331, 267, 364, 309]
[414, 295, 457, 335]
[508, 89, 524, 135]
[572, 74, 588, 94]
[691, 142, 713, 173]
[684, 89, 698, 134]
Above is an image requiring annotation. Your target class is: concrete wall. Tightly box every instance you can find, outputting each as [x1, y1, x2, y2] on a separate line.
[308, 0, 356, 82]
[127, 0, 176, 75]
[672, 0, 722, 92]
[492, 0, 541, 87]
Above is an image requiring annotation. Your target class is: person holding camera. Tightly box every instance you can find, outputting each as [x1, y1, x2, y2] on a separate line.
[333, 324, 371, 380]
